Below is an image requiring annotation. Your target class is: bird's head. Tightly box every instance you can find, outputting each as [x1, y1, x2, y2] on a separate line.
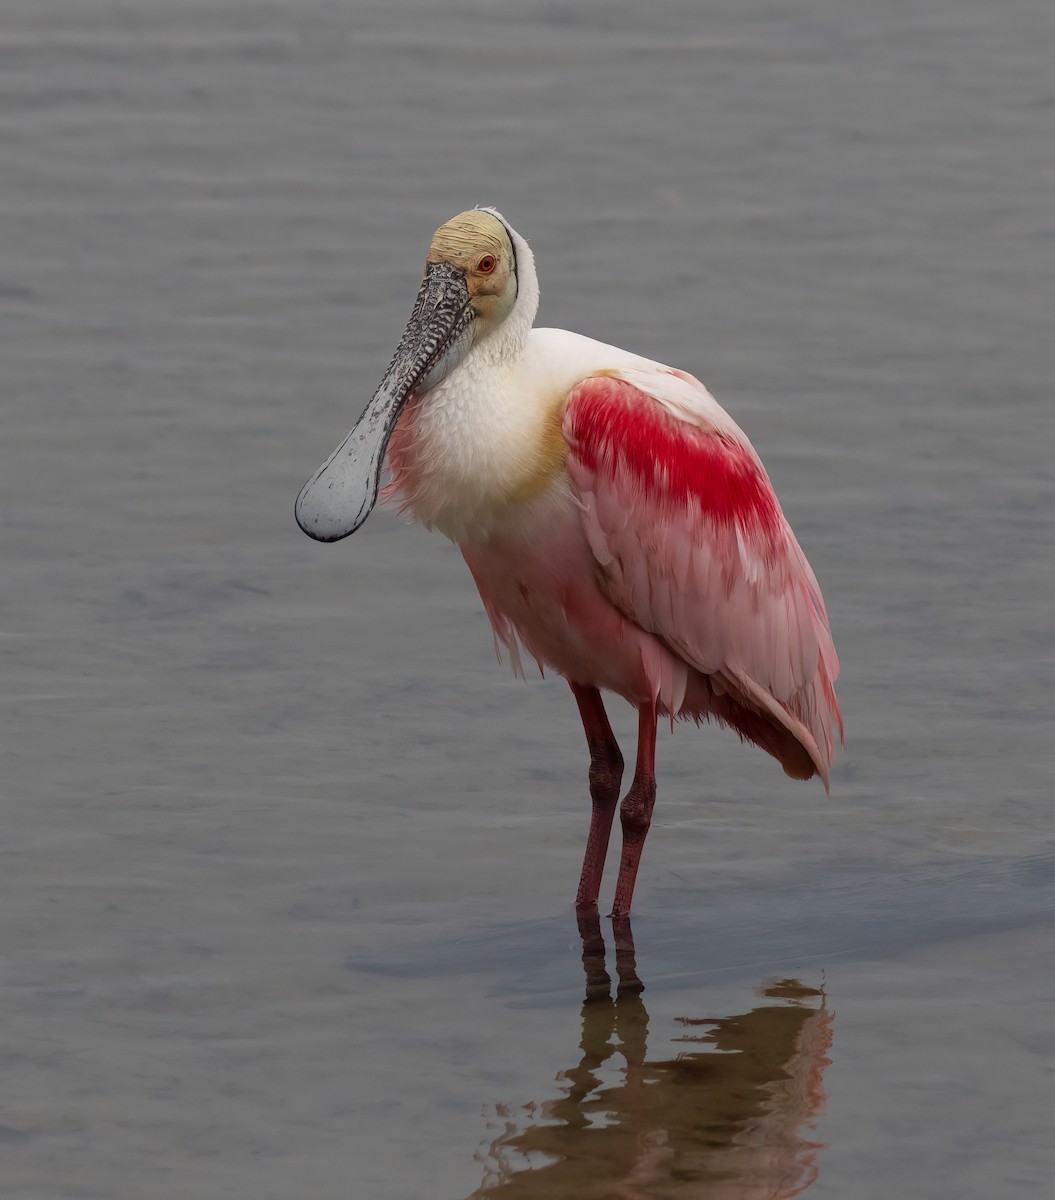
[426, 208, 519, 343]
[295, 207, 537, 543]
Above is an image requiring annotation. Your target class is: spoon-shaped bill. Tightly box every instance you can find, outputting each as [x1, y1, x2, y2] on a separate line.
[294, 262, 474, 543]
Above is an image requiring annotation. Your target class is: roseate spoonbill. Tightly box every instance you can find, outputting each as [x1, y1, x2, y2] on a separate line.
[295, 208, 842, 916]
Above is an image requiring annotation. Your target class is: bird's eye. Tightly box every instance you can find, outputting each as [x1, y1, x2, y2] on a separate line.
[477, 254, 497, 274]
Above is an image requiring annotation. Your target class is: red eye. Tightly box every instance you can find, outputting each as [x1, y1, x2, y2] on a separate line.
[477, 254, 497, 274]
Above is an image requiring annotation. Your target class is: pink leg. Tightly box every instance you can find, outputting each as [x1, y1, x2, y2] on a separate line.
[570, 682, 624, 910]
[610, 702, 658, 918]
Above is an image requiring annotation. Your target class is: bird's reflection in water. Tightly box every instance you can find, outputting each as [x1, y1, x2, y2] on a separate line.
[469, 912, 832, 1199]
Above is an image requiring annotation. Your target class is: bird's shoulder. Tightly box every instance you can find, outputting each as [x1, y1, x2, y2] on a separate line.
[515, 330, 776, 537]
[523, 329, 752, 451]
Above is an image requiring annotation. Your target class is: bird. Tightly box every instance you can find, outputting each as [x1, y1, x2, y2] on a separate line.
[295, 207, 842, 917]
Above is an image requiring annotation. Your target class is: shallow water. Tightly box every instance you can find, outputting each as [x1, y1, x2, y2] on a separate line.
[2, 0, 1054, 1196]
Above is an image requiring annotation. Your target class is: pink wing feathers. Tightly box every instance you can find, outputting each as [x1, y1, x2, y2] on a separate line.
[564, 370, 842, 787]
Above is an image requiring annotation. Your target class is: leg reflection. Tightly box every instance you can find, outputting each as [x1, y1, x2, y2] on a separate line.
[469, 918, 833, 1199]
[611, 914, 644, 997]
[576, 907, 612, 1004]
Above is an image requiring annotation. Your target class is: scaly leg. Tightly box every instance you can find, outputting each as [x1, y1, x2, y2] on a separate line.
[570, 682, 624, 910]
[610, 702, 658, 917]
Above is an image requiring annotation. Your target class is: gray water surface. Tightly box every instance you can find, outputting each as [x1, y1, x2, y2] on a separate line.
[2, 1, 1054, 1196]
